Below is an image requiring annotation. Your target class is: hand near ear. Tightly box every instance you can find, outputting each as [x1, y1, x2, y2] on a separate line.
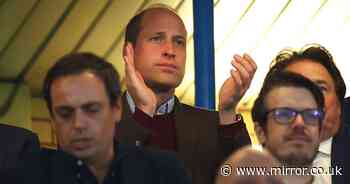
[123, 43, 157, 117]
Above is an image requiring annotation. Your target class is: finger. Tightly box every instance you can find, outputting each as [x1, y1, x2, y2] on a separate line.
[234, 54, 256, 77]
[135, 70, 145, 83]
[232, 56, 251, 86]
[123, 44, 140, 87]
[124, 43, 135, 66]
[230, 69, 243, 89]
[243, 53, 257, 71]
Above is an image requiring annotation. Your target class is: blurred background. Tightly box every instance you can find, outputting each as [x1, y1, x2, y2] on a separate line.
[1, 0, 349, 147]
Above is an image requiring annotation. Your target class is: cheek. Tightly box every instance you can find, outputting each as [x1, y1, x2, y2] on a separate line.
[176, 56, 186, 77]
[324, 93, 339, 112]
[177, 48, 186, 62]
[323, 96, 341, 124]
[135, 43, 158, 58]
[265, 124, 284, 144]
[95, 115, 115, 136]
[311, 129, 321, 143]
[134, 52, 154, 73]
[55, 125, 72, 145]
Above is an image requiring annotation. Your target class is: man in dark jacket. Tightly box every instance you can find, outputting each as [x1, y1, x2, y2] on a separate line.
[42, 52, 190, 184]
[0, 124, 40, 170]
[1, 52, 190, 184]
[6, 142, 190, 184]
[119, 5, 255, 184]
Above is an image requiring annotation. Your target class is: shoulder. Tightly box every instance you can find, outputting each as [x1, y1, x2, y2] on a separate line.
[15, 148, 78, 184]
[342, 123, 350, 137]
[118, 144, 191, 184]
[0, 124, 40, 152]
[178, 102, 218, 117]
[118, 143, 180, 164]
[0, 124, 39, 145]
[0, 124, 36, 137]
[335, 123, 350, 141]
[142, 148, 184, 168]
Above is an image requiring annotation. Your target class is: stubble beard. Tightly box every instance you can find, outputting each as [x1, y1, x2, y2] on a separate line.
[145, 78, 181, 94]
[269, 144, 319, 168]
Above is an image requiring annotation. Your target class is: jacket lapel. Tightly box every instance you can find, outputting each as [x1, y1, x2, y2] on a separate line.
[173, 97, 199, 165]
[331, 124, 347, 184]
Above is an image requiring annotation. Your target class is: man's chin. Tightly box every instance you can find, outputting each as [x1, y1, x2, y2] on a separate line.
[146, 80, 181, 93]
[278, 150, 316, 167]
[69, 148, 95, 160]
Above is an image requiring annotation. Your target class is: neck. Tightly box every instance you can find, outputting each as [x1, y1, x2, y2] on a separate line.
[321, 128, 336, 141]
[153, 88, 175, 107]
[321, 115, 341, 141]
[85, 146, 114, 184]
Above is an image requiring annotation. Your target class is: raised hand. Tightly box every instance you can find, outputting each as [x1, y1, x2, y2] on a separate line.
[218, 53, 257, 125]
[123, 43, 157, 117]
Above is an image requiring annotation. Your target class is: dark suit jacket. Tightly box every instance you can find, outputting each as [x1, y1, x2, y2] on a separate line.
[116, 94, 251, 184]
[0, 124, 40, 170]
[332, 123, 350, 184]
[3, 143, 191, 184]
[341, 97, 350, 125]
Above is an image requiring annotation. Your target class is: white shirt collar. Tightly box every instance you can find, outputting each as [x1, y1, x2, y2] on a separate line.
[126, 91, 175, 115]
[318, 137, 333, 155]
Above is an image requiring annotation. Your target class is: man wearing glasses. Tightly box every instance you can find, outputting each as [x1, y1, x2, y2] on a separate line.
[269, 44, 349, 184]
[252, 71, 324, 184]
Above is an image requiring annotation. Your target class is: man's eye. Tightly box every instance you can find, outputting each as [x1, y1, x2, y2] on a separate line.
[84, 104, 101, 113]
[175, 39, 185, 46]
[150, 36, 162, 42]
[57, 109, 73, 119]
[318, 85, 328, 93]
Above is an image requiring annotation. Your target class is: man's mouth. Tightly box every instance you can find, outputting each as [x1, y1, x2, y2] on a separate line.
[155, 63, 178, 72]
[285, 134, 311, 143]
[71, 138, 92, 150]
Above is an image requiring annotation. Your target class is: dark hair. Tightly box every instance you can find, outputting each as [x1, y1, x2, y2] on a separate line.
[270, 44, 346, 108]
[252, 71, 325, 129]
[124, 11, 145, 46]
[43, 52, 121, 114]
[124, 5, 182, 46]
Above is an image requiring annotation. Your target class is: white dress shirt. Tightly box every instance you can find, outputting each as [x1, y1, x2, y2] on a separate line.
[126, 91, 175, 115]
[312, 137, 333, 184]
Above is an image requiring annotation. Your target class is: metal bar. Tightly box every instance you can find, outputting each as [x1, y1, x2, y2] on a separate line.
[193, 0, 215, 109]
[16, 0, 79, 82]
[0, 0, 41, 62]
[72, 0, 114, 53]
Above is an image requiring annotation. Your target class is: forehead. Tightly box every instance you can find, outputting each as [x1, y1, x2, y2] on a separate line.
[50, 72, 109, 106]
[139, 8, 187, 36]
[285, 59, 334, 87]
[265, 86, 317, 109]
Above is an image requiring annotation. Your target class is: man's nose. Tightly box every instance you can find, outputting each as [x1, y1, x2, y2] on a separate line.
[162, 41, 176, 59]
[290, 114, 306, 129]
[73, 111, 87, 129]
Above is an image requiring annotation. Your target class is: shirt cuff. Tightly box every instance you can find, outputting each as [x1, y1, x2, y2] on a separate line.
[219, 114, 245, 137]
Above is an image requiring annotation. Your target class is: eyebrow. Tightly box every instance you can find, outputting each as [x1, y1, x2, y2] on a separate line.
[313, 80, 330, 86]
[153, 32, 164, 36]
[173, 35, 186, 40]
[54, 105, 73, 111]
[81, 102, 101, 108]
[152, 32, 186, 39]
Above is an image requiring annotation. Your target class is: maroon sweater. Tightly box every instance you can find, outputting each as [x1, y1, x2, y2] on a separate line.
[132, 107, 242, 152]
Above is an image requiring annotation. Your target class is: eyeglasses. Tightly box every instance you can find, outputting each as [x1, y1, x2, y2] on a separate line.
[266, 107, 324, 125]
